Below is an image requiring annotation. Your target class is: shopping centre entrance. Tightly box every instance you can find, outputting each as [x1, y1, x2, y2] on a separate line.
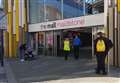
[63, 28, 92, 59]
[29, 14, 104, 59]
[31, 27, 94, 59]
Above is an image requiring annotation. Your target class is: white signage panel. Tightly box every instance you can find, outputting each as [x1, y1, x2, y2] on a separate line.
[29, 13, 104, 32]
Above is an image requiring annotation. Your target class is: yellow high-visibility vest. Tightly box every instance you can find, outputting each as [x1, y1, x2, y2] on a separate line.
[96, 40, 106, 52]
[64, 40, 70, 51]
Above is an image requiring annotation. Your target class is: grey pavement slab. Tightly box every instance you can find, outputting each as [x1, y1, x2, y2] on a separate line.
[0, 73, 7, 83]
[40, 77, 120, 83]
[0, 67, 8, 83]
[0, 67, 5, 74]
[5, 56, 120, 83]
[4, 59, 17, 83]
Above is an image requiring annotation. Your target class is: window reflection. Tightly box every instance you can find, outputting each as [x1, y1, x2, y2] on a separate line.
[45, 0, 62, 21]
[29, 0, 104, 24]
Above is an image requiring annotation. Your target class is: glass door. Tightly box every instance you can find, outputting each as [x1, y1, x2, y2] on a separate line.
[38, 32, 45, 55]
[45, 31, 54, 56]
[53, 30, 63, 56]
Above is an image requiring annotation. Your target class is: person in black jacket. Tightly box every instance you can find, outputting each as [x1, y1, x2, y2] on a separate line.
[0, 43, 4, 67]
[94, 32, 113, 75]
[19, 44, 26, 62]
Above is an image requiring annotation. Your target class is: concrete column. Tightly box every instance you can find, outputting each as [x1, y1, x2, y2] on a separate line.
[118, 12, 120, 67]
[116, 0, 120, 67]
[36, 33, 38, 55]
[24, 0, 28, 32]
[108, 8, 114, 65]
[8, 0, 13, 58]
[112, 0, 120, 67]
[12, 0, 16, 57]
[107, 0, 120, 67]
[114, 0, 119, 67]
[3, 31, 9, 57]
[15, 0, 19, 42]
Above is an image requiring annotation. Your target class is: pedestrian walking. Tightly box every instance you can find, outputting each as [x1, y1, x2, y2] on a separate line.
[0, 42, 4, 67]
[63, 38, 70, 60]
[73, 35, 81, 60]
[19, 44, 26, 62]
[94, 32, 113, 75]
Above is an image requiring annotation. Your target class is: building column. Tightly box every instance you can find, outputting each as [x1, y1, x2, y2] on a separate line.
[3, 31, 9, 57]
[15, 0, 19, 52]
[113, 0, 119, 67]
[12, 0, 16, 57]
[108, 0, 120, 67]
[7, 0, 13, 58]
[118, 0, 120, 67]
[118, 13, 120, 67]
[2, 0, 9, 57]
[23, 0, 28, 45]
[112, 0, 120, 67]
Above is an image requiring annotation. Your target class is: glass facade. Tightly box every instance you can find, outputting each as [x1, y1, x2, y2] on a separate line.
[29, 0, 44, 23]
[0, 0, 3, 8]
[62, 0, 84, 19]
[29, 0, 104, 58]
[29, 0, 104, 23]
[45, 0, 62, 21]
[0, 0, 1, 7]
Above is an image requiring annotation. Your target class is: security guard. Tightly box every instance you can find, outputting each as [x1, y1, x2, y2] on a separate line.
[64, 38, 70, 60]
[94, 32, 113, 75]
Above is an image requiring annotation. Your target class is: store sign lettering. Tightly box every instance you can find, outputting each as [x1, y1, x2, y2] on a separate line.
[40, 19, 85, 30]
[40, 22, 56, 30]
[56, 19, 85, 27]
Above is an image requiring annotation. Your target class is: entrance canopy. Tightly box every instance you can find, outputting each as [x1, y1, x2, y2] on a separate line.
[28, 13, 104, 32]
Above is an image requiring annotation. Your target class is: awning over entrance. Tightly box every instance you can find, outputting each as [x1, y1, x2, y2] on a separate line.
[28, 13, 104, 32]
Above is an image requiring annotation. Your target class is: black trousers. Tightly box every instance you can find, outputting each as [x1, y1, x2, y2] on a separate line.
[0, 47, 4, 66]
[0, 54, 4, 67]
[96, 54, 106, 73]
[0, 53, 4, 67]
[64, 51, 70, 60]
[74, 46, 80, 59]
[0, 59, 4, 67]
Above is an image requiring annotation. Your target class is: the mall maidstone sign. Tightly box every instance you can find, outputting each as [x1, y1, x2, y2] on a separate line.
[29, 13, 104, 32]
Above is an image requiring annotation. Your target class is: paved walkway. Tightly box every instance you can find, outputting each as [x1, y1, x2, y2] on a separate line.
[0, 66, 8, 83]
[4, 56, 120, 83]
[40, 77, 120, 83]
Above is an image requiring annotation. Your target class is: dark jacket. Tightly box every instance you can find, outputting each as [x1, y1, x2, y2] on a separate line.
[0, 45, 3, 62]
[94, 36, 113, 55]
[20, 44, 26, 51]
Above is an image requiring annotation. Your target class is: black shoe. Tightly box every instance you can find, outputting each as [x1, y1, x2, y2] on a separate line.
[74, 57, 79, 60]
[102, 72, 107, 75]
[1, 62, 4, 67]
[95, 68, 100, 74]
[96, 71, 100, 74]
[65, 58, 68, 60]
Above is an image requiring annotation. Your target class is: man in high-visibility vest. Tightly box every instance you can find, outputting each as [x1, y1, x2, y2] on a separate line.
[64, 38, 70, 60]
[94, 32, 113, 75]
